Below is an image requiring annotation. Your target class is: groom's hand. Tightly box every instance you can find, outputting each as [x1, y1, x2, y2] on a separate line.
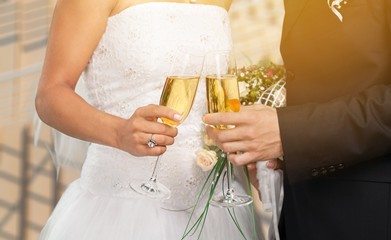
[203, 105, 283, 166]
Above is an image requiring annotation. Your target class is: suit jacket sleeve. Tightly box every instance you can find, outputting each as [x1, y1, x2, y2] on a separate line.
[277, 84, 391, 183]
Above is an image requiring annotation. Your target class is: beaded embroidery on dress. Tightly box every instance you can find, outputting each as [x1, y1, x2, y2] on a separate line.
[39, 2, 259, 239]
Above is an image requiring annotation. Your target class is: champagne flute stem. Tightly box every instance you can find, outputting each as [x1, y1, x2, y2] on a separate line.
[149, 155, 161, 182]
[224, 152, 234, 201]
[141, 155, 161, 193]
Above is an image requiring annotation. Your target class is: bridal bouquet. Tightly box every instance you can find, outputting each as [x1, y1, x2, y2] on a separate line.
[182, 60, 287, 240]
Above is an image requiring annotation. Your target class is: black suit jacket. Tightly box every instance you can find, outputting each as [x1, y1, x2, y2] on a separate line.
[276, 0, 391, 239]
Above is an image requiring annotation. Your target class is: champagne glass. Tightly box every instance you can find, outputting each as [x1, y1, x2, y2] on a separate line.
[130, 50, 204, 199]
[205, 50, 253, 208]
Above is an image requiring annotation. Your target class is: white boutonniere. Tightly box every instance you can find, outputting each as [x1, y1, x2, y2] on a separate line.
[328, 0, 348, 22]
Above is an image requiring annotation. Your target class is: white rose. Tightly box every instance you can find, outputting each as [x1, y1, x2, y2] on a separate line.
[196, 149, 218, 172]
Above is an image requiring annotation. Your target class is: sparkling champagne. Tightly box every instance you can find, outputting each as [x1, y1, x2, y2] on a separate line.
[206, 74, 241, 129]
[160, 76, 200, 127]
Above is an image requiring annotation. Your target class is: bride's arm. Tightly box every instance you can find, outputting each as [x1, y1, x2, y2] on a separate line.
[224, 0, 233, 10]
[35, 0, 179, 157]
[199, 0, 232, 10]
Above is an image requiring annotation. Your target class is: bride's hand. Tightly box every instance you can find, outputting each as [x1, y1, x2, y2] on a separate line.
[117, 104, 181, 157]
[247, 159, 283, 189]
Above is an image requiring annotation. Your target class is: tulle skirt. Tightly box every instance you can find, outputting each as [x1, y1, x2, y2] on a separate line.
[39, 180, 259, 240]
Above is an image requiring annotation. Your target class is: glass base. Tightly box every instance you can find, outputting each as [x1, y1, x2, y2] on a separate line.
[210, 194, 253, 208]
[130, 179, 171, 200]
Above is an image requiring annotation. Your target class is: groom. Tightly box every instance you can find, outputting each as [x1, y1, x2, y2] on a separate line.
[204, 0, 391, 239]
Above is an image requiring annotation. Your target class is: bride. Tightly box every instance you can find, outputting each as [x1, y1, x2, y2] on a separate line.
[35, 0, 260, 239]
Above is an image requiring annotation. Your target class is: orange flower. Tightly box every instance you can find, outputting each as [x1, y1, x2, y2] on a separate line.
[226, 99, 240, 112]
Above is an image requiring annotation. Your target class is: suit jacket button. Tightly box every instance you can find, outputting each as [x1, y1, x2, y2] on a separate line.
[320, 167, 327, 175]
[328, 165, 336, 172]
[337, 163, 345, 170]
[311, 168, 319, 177]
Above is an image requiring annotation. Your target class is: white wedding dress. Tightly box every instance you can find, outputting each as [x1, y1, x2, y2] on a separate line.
[39, 2, 259, 240]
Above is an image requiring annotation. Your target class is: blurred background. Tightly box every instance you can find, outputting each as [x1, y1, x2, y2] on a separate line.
[0, 0, 284, 239]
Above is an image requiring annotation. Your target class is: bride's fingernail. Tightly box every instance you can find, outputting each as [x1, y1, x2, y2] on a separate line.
[266, 161, 275, 169]
[174, 114, 182, 121]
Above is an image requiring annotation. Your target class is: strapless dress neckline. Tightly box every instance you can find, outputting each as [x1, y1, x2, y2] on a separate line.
[109, 1, 228, 20]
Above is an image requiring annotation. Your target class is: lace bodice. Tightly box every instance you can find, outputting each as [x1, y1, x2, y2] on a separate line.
[80, 2, 232, 210]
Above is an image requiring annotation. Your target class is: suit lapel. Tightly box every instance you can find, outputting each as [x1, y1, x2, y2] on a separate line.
[281, 0, 310, 43]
